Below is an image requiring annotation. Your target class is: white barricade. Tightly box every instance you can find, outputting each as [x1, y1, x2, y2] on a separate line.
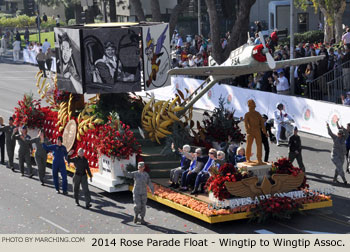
[138, 76, 350, 139]
[22, 49, 57, 72]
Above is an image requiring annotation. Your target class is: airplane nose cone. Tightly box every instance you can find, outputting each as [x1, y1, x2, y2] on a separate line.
[262, 48, 269, 55]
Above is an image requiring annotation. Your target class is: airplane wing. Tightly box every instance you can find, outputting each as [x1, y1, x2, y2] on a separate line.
[168, 55, 325, 77]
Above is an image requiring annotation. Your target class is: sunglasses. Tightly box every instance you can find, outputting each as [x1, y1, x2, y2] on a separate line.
[209, 152, 215, 155]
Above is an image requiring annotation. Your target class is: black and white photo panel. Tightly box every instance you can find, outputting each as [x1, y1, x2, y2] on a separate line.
[82, 27, 142, 94]
[54, 27, 83, 94]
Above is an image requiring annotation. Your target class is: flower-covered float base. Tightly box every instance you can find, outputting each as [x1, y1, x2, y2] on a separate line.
[134, 184, 332, 224]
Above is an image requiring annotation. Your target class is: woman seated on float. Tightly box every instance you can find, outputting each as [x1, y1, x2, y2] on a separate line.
[235, 146, 246, 164]
[169, 144, 192, 188]
[214, 151, 226, 169]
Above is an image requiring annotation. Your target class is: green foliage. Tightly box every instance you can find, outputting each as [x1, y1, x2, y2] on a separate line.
[94, 94, 144, 129]
[21, 31, 55, 47]
[295, 0, 346, 25]
[279, 30, 324, 45]
[40, 18, 60, 30]
[161, 121, 193, 156]
[16, 10, 24, 16]
[67, 19, 76, 26]
[95, 14, 104, 22]
[0, 13, 13, 19]
[0, 15, 63, 29]
[0, 15, 35, 28]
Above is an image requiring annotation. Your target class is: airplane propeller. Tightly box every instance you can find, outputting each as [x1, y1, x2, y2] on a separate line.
[259, 32, 276, 69]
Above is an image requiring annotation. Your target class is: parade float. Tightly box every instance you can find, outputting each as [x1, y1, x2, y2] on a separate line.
[12, 22, 332, 223]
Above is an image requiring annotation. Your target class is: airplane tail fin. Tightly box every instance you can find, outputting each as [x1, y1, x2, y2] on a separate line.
[209, 56, 218, 66]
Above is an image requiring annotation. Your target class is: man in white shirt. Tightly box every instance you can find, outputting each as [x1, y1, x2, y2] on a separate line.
[342, 28, 350, 47]
[42, 39, 51, 53]
[274, 103, 293, 146]
[273, 70, 290, 95]
[176, 34, 183, 48]
[12, 40, 21, 62]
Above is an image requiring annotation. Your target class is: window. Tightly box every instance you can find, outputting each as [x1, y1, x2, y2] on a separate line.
[270, 13, 275, 30]
[297, 13, 308, 33]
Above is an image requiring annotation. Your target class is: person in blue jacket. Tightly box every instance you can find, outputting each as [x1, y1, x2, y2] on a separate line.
[42, 136, 68, 194]
[235, 146, 247, 164]
[191, 148, 217, 195]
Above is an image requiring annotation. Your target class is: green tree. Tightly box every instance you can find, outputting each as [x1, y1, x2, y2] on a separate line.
[129, 0, 191, 35]
[129, 0, 145, 21]
[295, 0, 346, 43]
[206, 0, 256, 64]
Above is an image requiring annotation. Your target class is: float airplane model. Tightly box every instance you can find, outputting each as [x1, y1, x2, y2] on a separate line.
[167, 32, 325, 115]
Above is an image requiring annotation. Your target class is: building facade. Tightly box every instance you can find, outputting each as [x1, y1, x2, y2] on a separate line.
[250, 0, 350, 34]
[0, 0, 24, 14]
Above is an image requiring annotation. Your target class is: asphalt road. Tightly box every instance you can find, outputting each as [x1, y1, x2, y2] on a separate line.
[0, 62, 349, 234]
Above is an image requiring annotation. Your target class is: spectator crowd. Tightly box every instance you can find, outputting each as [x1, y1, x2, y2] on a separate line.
[171, 24, 350, 101]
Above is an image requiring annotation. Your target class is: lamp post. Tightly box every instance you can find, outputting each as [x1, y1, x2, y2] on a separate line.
[290, 0, 295, 95]
[36, 0, 41, 44]
[198, 0, 201, 35]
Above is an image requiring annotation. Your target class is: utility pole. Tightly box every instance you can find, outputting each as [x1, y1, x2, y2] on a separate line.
[198, 0, 201, 35]
[36, 0, 41, 44]
[290, 0, 295, 95]
[104, 0, 108, 23]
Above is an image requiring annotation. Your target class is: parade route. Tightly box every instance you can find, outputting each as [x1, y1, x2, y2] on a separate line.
[0, 63, 350, 234]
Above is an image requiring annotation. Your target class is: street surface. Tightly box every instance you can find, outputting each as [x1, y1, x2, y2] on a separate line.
[0, 62, 349, 234]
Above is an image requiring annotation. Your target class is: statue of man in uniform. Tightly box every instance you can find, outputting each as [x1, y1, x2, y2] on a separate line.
[244, 99, 267, 165]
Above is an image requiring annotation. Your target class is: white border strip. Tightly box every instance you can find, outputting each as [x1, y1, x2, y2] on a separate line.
[39, 216, 70, 233]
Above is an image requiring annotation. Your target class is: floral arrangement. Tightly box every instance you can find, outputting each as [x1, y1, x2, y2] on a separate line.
[41, 107, 60, 143]
[249, 196, 303, 223]
[13, 93, 45, 128]
[206, 163, 253, 200]
[75, 124, 101, 169]
[270, 157, 309, 189]
[51, 87, 70, 104]
[153, 184, 228, 216]
[94, 93, 144, 129]
[152, 184, 331, 219]
[194, 97, 245, 149]
[95, 113, 141, 160]
[270, 157, 302, 176]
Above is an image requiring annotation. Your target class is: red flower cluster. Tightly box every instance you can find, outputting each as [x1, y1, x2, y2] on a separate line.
[270, 157, 309, 189]
[206, 163, 251, 201]
[95, 119, 141, 160]
[271, 157, 303, 176]
[219, 162, 237, 176]
[75, 125, 101, 169]
[40, 107, 100, 168]
[13, 94, 45, 128]
[41, 108, 60, 144]
[250, 196, 303, 222]
[52, 87, 78, 104]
